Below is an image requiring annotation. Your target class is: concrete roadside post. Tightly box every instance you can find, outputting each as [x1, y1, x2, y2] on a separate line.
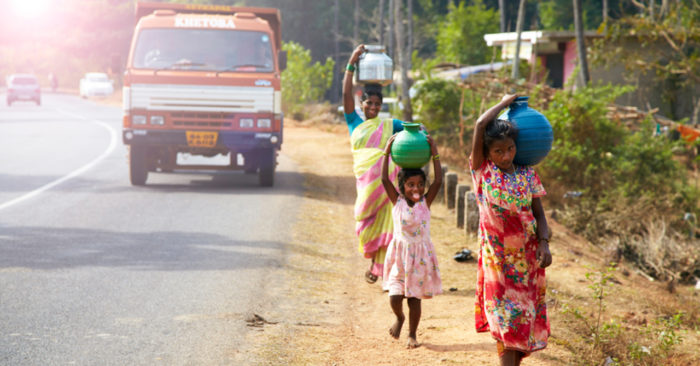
[466, 191, 479, 234]
[445, 172, 458, 209]
[455, 184, 469, 228]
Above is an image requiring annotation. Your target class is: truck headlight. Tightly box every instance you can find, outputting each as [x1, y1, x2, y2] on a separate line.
[132, 115, 147, 125]
[240, 118, 254, 128]
[257, 118, 271, 128]
[150, 115, 164, 125]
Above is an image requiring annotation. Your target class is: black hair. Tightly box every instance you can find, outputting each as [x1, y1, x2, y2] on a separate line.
[361, 90, 383, 103]
[483, 119, 519, 154]
[362, 84, 383, 103]
[397, 168, 426, 196]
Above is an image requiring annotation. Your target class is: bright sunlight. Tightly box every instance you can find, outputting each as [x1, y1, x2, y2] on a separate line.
[10, 0, 51, 20]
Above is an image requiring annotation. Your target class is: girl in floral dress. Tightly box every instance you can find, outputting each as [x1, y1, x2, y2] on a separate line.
[469, 94, 552, 366]
[380, 134, 443, 349]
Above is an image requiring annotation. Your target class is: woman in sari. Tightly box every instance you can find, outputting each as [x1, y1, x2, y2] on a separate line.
[343, 44, 404, 284]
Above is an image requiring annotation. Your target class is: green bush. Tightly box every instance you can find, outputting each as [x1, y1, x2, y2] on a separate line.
[540, 83, 632, 195]
[539, 82, 699, 279]
[412, 78, 461, 135]
[281, 41, 335, 120]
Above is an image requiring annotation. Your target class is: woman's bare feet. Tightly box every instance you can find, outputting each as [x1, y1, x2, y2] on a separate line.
[389, 316, 404, 339]
[406, 336, 421, 349]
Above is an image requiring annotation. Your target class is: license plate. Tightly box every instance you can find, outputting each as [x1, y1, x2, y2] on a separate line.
[186, 131, 218, 147]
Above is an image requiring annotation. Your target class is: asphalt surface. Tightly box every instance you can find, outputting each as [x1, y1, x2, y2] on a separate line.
[0, 92, 303, 365]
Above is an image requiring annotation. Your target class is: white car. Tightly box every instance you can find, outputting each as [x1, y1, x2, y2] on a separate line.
[79, 72, 114, 98]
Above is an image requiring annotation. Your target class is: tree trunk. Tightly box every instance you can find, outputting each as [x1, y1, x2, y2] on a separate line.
[378, 0, 385, 45]
[407, 0, 413, 71]
[603, 0, 608, 25]
[395, 0, 412, 122]
[573, 0, 590, 86]
[498, 0, 507, 32]
[354, 0, 359, 44]
[511, 0, 526, 80]
[333, 0, 341, 102]
[388, 0, 395, 61]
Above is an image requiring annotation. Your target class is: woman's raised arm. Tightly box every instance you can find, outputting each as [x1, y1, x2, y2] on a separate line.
[343, 45, 365, 116]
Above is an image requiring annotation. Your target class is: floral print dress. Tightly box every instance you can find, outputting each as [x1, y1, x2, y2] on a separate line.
[470, 159, 549, 354]
[382, 196, 442, 299]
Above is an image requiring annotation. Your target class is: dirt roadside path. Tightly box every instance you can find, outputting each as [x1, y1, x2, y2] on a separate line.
[243, 120, 580, 365]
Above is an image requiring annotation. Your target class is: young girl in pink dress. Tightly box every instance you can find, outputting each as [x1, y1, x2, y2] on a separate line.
[380, 134, 443, 349]
[470, 94, 552, 366]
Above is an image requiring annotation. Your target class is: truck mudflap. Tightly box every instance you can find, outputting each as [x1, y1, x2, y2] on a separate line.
[122, 129, 282, 152]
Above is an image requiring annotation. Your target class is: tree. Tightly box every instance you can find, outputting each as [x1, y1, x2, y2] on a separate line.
[590, 1, 700, 122]
[379, 0, 385, 45]
[281, 42, 335, 116]
[435, 0, 499, 65]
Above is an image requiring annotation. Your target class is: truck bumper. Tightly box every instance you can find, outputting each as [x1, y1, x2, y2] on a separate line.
[122, 129, 282, 152]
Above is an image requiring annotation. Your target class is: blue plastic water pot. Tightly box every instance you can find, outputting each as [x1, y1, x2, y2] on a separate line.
[497, 96, 553, 166]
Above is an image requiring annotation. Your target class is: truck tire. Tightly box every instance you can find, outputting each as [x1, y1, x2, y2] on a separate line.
[258, 149, 275, 187]
[129, 145, 149, 186]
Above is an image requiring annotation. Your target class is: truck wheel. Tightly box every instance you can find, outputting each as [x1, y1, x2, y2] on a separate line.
[258, 149, 276, 187]
[129, 145, 149, 186]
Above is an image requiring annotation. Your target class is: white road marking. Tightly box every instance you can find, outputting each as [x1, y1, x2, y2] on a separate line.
[0, 109, 118, 211]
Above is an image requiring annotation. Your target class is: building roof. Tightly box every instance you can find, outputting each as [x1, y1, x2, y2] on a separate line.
[484, 30, 601, 46]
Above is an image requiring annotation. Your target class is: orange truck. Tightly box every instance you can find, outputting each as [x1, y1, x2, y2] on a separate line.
[122, 2, 286, 186]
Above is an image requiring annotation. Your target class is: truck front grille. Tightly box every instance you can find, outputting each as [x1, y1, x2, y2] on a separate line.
[130, 84, 274, 113]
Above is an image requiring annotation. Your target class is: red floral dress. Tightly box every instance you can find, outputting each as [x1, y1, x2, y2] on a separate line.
[470, 159, 549, 354]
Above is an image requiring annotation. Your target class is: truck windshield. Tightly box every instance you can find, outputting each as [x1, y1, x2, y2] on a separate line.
[132, 28, 274, 72]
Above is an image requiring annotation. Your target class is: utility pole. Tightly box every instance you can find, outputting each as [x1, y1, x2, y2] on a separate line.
[573, 0, 590, 86]
[511, 0, 526, 80]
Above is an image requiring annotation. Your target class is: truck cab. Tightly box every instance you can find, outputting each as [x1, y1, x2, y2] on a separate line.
[122, 2, 285, 186]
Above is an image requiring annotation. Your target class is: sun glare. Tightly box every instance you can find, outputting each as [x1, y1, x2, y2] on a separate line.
[10, 0, 51, 20]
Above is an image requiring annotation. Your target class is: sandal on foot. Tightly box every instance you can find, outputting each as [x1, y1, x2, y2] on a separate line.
[364, 270, 378, 284]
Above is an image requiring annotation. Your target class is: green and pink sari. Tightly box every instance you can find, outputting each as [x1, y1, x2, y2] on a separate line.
[351, 117, 399, 277]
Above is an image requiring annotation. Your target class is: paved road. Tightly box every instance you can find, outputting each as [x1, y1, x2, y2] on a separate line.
[0, 93, 303, 365]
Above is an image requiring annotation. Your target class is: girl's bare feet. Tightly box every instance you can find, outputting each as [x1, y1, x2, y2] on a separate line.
[407, 336, 421, 349]
[389, 315, 404, 339]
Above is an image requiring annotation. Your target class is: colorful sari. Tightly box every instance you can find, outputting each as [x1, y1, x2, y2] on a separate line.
[470, 159, 550, 355]
[351, 117, 399, 277]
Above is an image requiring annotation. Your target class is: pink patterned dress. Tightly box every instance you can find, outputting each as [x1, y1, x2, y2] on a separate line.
[383, 196, 442, 299]
[470, 159, 549, 354]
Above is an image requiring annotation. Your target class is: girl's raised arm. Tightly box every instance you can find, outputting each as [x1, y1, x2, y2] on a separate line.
[470, 94, 518, 169]
[381, 135, 399, 205]
[424, 135, 442, 208]
[342, 45, 365, 116]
